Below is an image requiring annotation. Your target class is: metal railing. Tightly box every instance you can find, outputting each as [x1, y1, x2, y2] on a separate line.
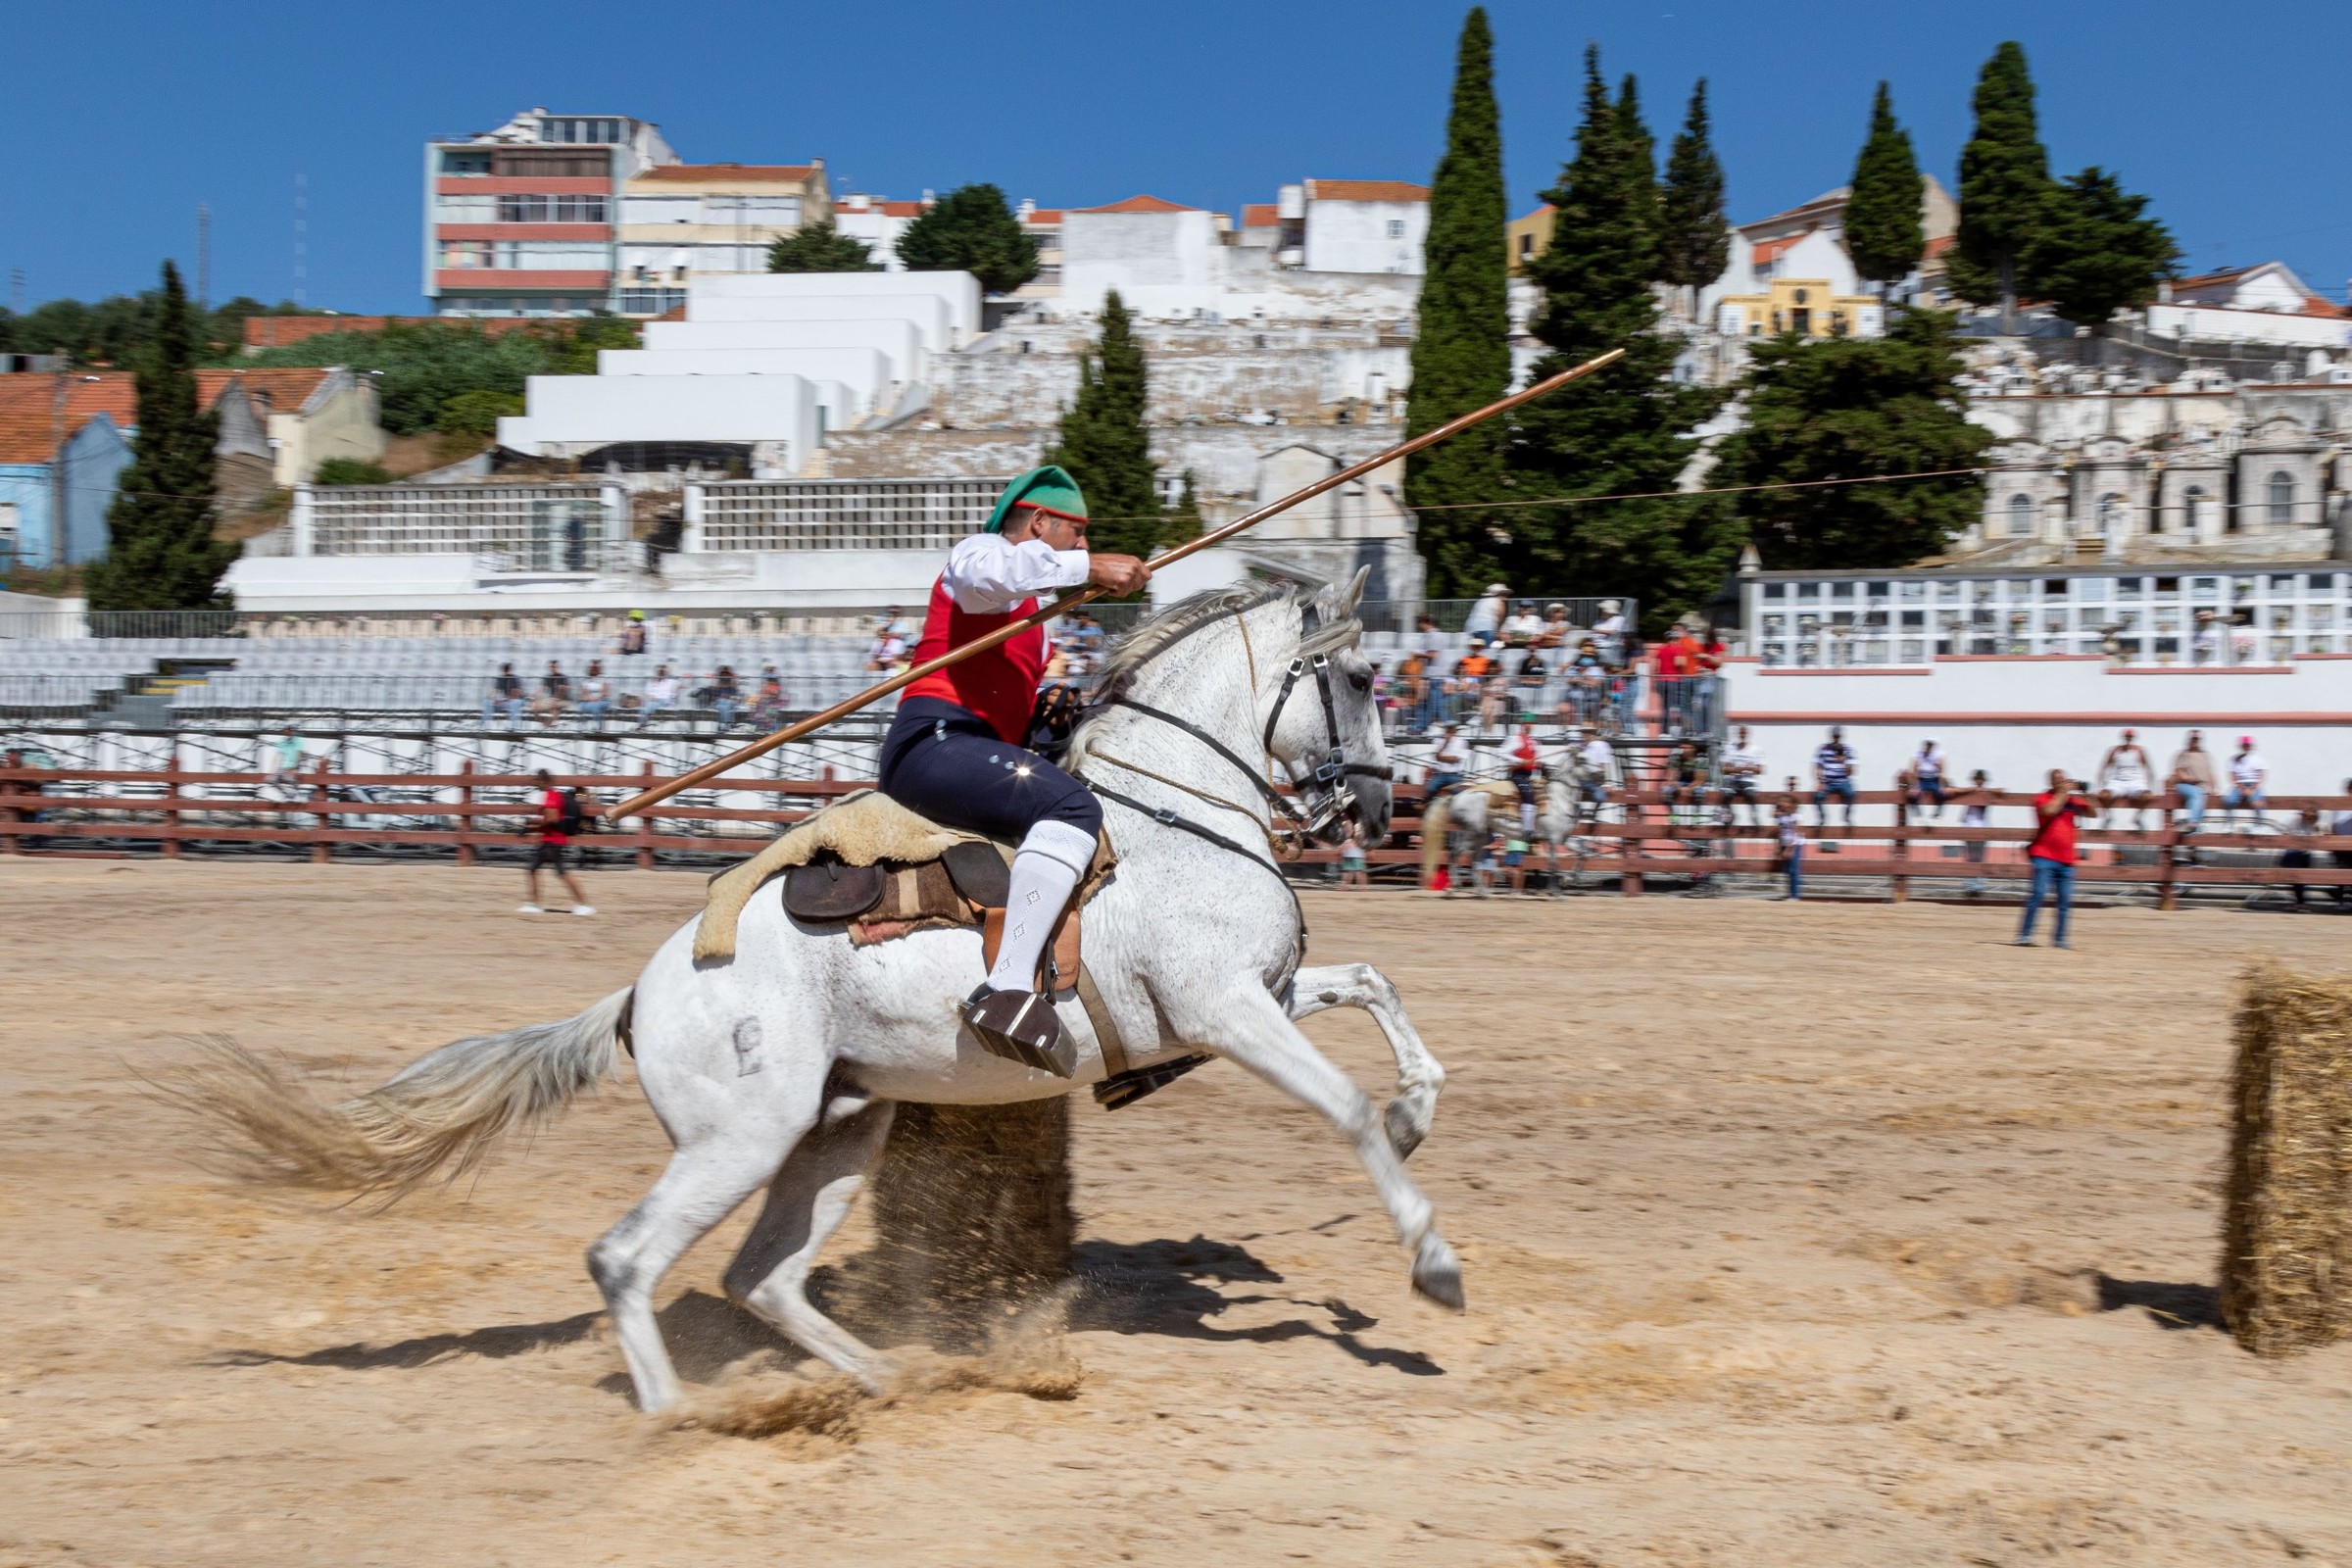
[693, 477, 1007, 553]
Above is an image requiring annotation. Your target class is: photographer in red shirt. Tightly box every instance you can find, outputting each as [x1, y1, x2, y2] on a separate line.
[2015, 768, 2094, 950]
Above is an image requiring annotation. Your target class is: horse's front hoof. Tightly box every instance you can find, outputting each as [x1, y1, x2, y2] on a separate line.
[1411, 1234, 1465, 1311]
[1383, 1097, 1428, 1160]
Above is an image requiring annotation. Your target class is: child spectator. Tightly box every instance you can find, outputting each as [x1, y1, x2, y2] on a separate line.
[1338, 827, 1369, 890]
[1774, 800, 1805, 902]
[1951, 769, 2002, 898]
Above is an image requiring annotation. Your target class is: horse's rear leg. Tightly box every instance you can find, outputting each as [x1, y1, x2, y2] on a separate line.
[588, 1112, 812, 1414]
[721, 1096, 897, 1393]
[1191, 986, 1462, 1310]
[1288, 963, 1445, 1160]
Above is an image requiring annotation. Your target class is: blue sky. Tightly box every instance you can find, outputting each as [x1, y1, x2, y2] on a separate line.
[7, 0, 2349, 315]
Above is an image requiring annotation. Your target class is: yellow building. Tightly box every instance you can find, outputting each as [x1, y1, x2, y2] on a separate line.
[1713, 276, 1883, 339]
[1506, 203, 1554, 275]
[615, 162, 832, 315]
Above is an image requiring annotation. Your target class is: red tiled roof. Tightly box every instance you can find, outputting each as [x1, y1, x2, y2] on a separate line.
[1242, 203, 1282, 228]
[634, 162, 818, 183]
[1924, 233, 1957, 260]
[1022, 209, 1064, 225]
[0, 371, 137, 464]
[196, 368, 334, 414]
[1751, 233, 1806, 265]
[1076, 194, 1198, 214]
[2304, 297, 2348, 319]
[2171, 265, 2258, 292]
[1304, 179, 1429, 203]
[1512, 203, 1555, 221]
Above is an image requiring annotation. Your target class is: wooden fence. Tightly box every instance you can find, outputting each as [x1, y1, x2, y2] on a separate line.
[2, 765, 2347, 906]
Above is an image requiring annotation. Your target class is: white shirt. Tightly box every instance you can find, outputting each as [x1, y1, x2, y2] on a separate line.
[1464, 594, 1506, 635]
[645, 674, 680, 702]
[941, 532, 1089, 614]
[1724, 743, 1764, 778]
[1580, 738, 1614, 777]
[2230, 752, 2267, 789]
[1499, 611, 1544, 642]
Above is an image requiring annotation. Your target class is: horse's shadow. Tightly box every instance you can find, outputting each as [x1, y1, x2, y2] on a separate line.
[209, 1232, 1443, 1387]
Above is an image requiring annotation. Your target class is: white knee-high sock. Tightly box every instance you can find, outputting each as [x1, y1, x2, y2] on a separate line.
[987, 819, 1096, 992]
[1519, 802, 1537, 836]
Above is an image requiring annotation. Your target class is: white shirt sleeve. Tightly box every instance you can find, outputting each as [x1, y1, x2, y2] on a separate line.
[941, 533, 1089, 613]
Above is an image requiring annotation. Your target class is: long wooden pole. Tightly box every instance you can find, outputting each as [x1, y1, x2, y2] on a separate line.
[603, 347, 1625, 822]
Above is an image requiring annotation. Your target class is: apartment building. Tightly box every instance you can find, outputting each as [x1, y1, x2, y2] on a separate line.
[615, 163, 832, 317]
[422, 107, 677, 318]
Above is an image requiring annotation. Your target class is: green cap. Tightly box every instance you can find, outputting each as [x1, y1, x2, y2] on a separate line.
[984, 465, 1088, 534]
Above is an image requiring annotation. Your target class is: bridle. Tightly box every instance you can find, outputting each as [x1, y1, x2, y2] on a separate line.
[1080, 598, 1392, 858]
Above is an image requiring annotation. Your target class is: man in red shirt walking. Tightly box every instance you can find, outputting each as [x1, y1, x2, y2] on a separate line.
[2015, 767, 2093, 949]
[876, 466, 1150, 1072]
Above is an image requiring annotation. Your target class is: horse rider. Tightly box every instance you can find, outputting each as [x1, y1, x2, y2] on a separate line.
[874, 466, 1151, 1066]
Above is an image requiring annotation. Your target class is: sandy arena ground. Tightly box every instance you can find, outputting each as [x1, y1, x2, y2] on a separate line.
[4, 858, 2351, 1567]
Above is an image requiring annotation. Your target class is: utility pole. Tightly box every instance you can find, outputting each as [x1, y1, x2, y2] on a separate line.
[8, 268, 23, 317]
[293, 171, 308, 307]
[196, 204, 211, 309]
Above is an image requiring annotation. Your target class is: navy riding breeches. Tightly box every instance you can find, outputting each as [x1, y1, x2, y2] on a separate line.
[877, 696, 1103, 844]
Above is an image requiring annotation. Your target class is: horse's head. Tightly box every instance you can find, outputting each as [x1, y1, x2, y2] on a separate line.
[1265, 568, 1391, 846]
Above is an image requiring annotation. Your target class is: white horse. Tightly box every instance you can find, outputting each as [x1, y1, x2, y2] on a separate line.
[1433, 755, 1596, 897]
[175, 577, 1456, 1414]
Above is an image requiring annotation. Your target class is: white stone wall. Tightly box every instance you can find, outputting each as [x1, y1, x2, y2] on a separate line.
[1301, 198, 1426, 275]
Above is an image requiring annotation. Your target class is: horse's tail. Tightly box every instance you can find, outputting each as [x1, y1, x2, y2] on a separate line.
[164, 988, 634, 1204]
[1420, 792, 1450, 886]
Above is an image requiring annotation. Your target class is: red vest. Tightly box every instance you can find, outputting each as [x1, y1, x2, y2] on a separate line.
[902, 573, 1048, 744]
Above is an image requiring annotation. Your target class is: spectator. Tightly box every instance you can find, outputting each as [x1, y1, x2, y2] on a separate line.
[266, 730, 305, 796]
[2166, 729, 2219, 835]
[1502, 825, 1531, 896]
[1721, 724, 1765, 825]
[2330, 783, 2352, 910]
[1952, 769, 2002, 898]
[881, 604, 919, 643]
[1070, 610, 1104, 660]
[1338, 825, 1369, 890]
[707, 665, 743, 729]
[530, 661, 571, 726]
[1477, 659, 1509, 731]
[1609, 632, 1643, 733]
[2095, 727, 2156, 830]
[481, 662, 525, 728]
[1812, 725, 1858, 830]
[636, 663, 681, 728]
[518, 768, 594, 917]
[1426, 723, 1467, 795]
[1653, 624, 1699, 733]
[1662, 739, 1709, 813]
[2278, 807, 2325, 910]
[1774, 798, 1805, 902]
[2015, 768, 2093, 949]
[1499, 599, 1544, 647]
[1370, 661, 1397, 733]
[616, 610, 649, 656]
[2222, 735, 2269, 828]
[864, 623, 906, 674]
[1561, 638, 1607, 729]
[1509, 649, 1547, 718]
[575, 661, 613, 726]
[1592, 599, 1628, 663]
[1533, 602, 1576, 650]
[1690, 623, 1729, 735]
[752, 664, 788, 729]
[1453, 645, 1496, 728]
[1900, 738, 1949, 817]
[1396, 647, 1432, 732]
[1464, 583, 1509, 649]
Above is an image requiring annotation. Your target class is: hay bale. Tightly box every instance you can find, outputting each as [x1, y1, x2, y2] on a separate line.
[2219, 962, 2352, 1356]
[866, 1098, 1074, 1317]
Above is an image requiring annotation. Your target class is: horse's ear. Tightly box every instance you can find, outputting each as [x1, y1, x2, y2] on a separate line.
[1344, 565, 1370, 613]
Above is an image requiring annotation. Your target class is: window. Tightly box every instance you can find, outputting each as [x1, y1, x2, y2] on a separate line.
[0, 501, 19, 552]
[435, 193, 495, 223]
[441, 150, 492, 175]
[622, 195, 698, 224]
[1517, 233, 1533, 261]
[2006, 493, 2035, 536]
[493, 149, 608, 178]
[616, 287, 687, 316]
[542, 117, 622, 144]
[2267, 470, 2295, 525]
[437, 239, 493, 270]
[496, 194, 609, 223]
[1386, 219, 1405, 238]
[496, 240, 608, 270]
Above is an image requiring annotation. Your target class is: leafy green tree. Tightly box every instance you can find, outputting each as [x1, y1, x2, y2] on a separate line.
[0, 289, 316, 364]
[1713, 308, 1990, 570]
[240, 319, 626, 435]
[896, 184, 1039, 295]
[1613, 74, 1661, 279]
[312, 458, 393, 485]
[1656, 79, 1729, 308]
[1845, 82, 1925, 292]
[437, 388, 526, 440]
[2028, 167, 2180, 336]
[1163, 469, 1203, 547]
[1046, 291, 1164, 564]
[84, 263, 240, 611]
[1511, 45, 1732, 630]
[1404, 6, 1512, 597]
[1950, 41, 2054, 331]
[545, 315, 639, 375]
[766, 220, 882, 273]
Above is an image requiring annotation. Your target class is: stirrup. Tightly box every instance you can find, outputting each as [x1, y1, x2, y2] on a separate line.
[960, 985, 1079, 1079]
[1094, 1053, 1213, 1111]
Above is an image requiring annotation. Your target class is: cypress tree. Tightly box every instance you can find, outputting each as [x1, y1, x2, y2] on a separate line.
[766, 220, 882, 273]
[1656, 78, 1730, 313]
[1845, 82, 1925, 293]
[2028, 167, 2180, 338]
[1046, 290, 1163, 564]
[896, 184, 1040, 295]
[1512, 45, 1733, 631]
[1614, 74, 1661, 282]
[84, 262, 238, 611]
[1950, 41, 2054, 332]
[1713, 308, 1990, 569]
[1404, 6, 1512, 598]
